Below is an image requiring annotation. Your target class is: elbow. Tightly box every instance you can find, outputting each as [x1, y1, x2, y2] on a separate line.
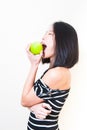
[21, 95, 27, 107]
[21, 100, 27, 107]
[21, 96, 31, 107]
[21, 101, 32, 107]
[21, 98, 25, 107]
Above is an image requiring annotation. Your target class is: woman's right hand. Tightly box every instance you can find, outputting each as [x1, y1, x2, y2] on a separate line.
[29, 103, 52, 119]
[26, 44, 43, 66]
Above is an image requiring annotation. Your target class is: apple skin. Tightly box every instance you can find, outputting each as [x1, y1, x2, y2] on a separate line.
[30, 42, 43, 55]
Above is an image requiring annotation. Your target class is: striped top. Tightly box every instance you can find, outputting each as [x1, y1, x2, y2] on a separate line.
[27, 70, 70, 130]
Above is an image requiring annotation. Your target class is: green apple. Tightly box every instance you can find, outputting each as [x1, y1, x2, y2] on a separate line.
[30, 42, 43, 55]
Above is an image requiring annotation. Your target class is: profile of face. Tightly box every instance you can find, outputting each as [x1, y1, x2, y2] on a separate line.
[41, 26, 56, 59]
[41, 21, 79, 68]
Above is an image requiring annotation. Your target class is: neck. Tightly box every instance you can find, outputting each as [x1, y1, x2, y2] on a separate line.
[49, 57, 55, 68]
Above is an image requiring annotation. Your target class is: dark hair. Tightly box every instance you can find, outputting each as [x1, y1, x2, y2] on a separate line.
[42, 21, 79, 68]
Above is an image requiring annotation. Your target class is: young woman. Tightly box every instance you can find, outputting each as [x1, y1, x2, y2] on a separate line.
[21, 21, 79, 130]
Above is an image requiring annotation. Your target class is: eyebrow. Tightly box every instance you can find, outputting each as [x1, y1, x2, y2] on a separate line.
[48, 30, 54, 33]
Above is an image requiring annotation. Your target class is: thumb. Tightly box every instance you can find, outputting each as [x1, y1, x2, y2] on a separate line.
[40, 50, 43, 57]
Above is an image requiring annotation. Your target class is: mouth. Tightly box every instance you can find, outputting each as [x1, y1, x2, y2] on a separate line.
[42, 44, 47, 56]
[42, 44, 47, 51]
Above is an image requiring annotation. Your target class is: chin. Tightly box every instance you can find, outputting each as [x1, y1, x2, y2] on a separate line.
[42, 58, 50, 64]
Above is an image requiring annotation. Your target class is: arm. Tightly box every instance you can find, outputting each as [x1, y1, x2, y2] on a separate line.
[21, 44, 43, 107]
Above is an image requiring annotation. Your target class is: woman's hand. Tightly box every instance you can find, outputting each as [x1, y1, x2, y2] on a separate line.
[29, 103, 52, 119]
[26, 44, 43, 66]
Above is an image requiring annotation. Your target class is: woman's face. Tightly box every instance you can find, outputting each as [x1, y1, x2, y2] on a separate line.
[41, 26, 56, 59]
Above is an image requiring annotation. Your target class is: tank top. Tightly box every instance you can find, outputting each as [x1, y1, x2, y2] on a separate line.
[27, 69, 70, 130]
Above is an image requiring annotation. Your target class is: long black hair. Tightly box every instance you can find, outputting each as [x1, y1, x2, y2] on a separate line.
[42, 21, 79, 68]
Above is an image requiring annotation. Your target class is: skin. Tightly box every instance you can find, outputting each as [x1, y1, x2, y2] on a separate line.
[21, 26, 71, 119]
[29, 103, 52, 119]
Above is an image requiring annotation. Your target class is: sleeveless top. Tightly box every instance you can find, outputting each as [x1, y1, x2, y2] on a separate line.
[27, 69, 70, 130]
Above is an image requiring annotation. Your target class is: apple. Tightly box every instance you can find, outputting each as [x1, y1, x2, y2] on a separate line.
[30, 42, 43, 55]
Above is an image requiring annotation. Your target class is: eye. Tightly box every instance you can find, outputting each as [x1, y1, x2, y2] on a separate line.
[48, 32, 54, 35]
[48, 32, 52, 35]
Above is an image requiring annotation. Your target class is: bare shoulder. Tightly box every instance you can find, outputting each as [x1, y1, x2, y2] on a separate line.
[42, 67, 71, 90]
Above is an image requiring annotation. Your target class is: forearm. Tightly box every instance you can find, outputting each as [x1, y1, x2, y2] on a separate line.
[22, 65, 38, 96]
[21, 64, 39, 106]
[21, 44, 43, 107]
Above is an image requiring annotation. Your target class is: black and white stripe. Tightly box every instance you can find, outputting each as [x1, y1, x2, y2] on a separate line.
[27, 78, 70, 130]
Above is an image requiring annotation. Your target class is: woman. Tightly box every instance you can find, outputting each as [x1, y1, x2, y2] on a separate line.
[21, 21, 79, 130]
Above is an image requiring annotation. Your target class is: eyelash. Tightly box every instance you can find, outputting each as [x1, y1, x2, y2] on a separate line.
[48, 32, 53, 35]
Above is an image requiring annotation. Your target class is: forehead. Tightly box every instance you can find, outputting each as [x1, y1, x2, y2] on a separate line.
[48, 25, 53, 32]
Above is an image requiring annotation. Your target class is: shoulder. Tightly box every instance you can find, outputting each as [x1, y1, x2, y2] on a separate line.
[42, 67, 71, 90]
[42, 67, 70, 81]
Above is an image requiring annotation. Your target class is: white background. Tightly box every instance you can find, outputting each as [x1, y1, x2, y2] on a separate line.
[0, 0, 87, 130]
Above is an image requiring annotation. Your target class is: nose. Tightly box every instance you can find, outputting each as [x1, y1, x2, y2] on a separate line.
[41, 36, 45, 45]
[42, 32, 47, 41]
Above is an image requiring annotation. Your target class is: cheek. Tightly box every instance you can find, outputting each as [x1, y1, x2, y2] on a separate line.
[49, 42, 55, 52]
[45, 38, 56, 56]
[46, 45, 55, 56]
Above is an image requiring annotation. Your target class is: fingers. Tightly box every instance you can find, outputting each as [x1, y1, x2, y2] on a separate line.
[35, 114, 46, 119]
[41, 103, 52, 115]
[42, 103, 52, 110]
[40, 50, 43, 57]
[26, 44, 33, 56]
[41, 107, 51, 115]
[30, 103, 52, 120]
[25, 44, 30, 52]
[35, 110, 48, 119]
